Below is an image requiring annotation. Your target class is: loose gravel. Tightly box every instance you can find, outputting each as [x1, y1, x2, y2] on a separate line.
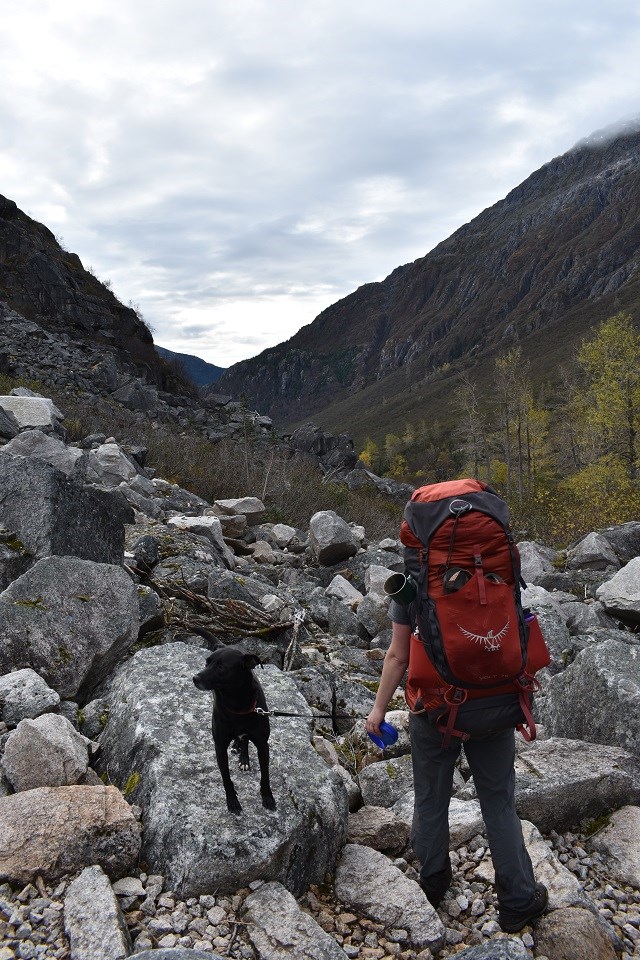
[1, 829, 639, 959]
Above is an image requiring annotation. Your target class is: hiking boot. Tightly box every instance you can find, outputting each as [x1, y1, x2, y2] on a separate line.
[419, 863, 453, 909]
[498, 883, 548, 932]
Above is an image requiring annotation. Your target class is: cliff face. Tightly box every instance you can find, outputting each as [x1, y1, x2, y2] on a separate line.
[0, 195, 170, 388]
[217, 125, 640, 432]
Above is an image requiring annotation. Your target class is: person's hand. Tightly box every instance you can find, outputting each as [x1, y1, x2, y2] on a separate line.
[365, 705, 387, 737]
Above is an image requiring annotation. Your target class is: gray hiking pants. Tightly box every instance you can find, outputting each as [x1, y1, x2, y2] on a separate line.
[409, 713, 536, 912]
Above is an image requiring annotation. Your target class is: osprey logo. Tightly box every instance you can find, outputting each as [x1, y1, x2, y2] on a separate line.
[459, 619, 510, 652]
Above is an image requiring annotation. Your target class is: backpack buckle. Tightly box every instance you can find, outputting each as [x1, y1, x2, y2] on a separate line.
[444, 686, 468, 706]
[449, 499, 472, 516]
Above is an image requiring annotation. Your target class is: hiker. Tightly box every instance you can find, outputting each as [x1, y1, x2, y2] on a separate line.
[365, 478, 549, 933]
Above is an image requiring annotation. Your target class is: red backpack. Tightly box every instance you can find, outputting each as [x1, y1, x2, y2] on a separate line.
[400, 479, 550, 747]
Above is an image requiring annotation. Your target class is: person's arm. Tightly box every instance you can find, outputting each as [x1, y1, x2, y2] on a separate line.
[365, 621, 412, 736]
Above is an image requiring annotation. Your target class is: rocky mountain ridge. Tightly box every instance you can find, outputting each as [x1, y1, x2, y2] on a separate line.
[0, 390, 639, 960]
[0, 196, 172, 391]
[217, 123, 640, 441]
[0, 192, 413, 506]
[155, 347, 225, 388]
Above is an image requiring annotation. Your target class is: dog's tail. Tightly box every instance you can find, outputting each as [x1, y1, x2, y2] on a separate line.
[175, 623, 224, 649]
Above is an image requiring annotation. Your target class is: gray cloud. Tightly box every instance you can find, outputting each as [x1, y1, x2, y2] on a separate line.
[1, 1, 639, 365]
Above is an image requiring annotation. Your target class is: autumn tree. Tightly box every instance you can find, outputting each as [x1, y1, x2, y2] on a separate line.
[577, 312, 640, 479]
[455, 373, 492, 482]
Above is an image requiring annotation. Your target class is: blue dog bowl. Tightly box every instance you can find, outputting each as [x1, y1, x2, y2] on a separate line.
[367, 721, 399, 750]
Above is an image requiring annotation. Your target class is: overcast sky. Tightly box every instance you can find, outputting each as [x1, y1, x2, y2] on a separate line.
[1, 2, 639, 367]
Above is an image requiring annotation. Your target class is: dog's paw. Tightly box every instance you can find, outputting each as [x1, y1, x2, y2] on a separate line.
[261, 792, 276, 811]
[226, 796, 242, 814]
[238, 759, 251, 772]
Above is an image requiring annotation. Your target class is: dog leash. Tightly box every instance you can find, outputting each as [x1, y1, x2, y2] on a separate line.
[255, 707, 363, 720]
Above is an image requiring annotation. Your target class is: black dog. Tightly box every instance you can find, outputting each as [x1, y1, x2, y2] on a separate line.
[191, 628, 275, 814]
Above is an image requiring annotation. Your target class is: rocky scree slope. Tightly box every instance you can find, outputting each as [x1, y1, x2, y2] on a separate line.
[0, 195, 171, 390]
[1, 393, 640, 959]
[217, 122, 640, 439]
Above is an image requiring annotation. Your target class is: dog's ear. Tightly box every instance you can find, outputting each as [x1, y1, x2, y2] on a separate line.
[243, 653, 262, 670]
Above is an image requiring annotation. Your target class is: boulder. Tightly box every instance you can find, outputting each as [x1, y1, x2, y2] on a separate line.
[325, 574, 363, 607]
[152, 478, 211, 514]
[251, 539, 277, 563]
[288, 667, 335, 728]
[0, 453, 133, 567]
[130, 953, 224, 960]
[526, 602, 573, 672]
[566, 532, 620, 571]
[333, 676, 375, 733]
[205, 509, 247, 538]
[86, 442, 139, 487]
[356, 592, 390, 638]
[588, 805, 640, 888]
[79, 698, 111, 741]
[1, 714, 91, 791]
[596, 557, 640, 625]
[97, 644, 348, 897]
[364, 563, 397, 596]
[561, 599, 616, 635]
[328, 597, 362, 638]
[119, 484, 165, 520]
[110, 381, 158, 413]
[599, 521, 640, 564]
[334, 844, 445, 951]
[244, 881, 349, 960]
[358, 753, 415, 808]
[517, 541, 559, 584]
[0, 668, 60, 726]
[131, 535, 160, 571]
[64, 865, 132, 960]
[0, 785, 141, 884]
[0, 405, 19, 440]
[347, 805, 410, 852]
[271, 523, 297, 547]
[214, 497, 266, 523]
[0, 395, 63, 432]
[153, 553, 223, 593]
[0, 556, 139, 701]
[166, 514, 235, 568]
[0, 526, 32, 590]
[513, 737, 640, 832]
[137, 584, 165, 634]
[533, 907, 617, 960]
[0, 429, 86, 477]
[453, 941, 530, 960]
[309, 511, 359, 565]
[207, 568, 263, 607]
[542, 640, 640, 757]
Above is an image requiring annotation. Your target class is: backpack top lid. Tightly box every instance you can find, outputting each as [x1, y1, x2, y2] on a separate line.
[408, 478, 488, 503]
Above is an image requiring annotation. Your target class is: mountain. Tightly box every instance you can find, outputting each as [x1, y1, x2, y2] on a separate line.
[0, 194, 180, 393]
[155, 346, 225, 387]
[216, 121, 640, 445]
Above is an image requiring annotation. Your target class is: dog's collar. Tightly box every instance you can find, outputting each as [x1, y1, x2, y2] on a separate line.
[224, 698, 258, 716]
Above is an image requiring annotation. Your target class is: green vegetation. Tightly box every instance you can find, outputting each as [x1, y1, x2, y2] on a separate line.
[13, 598, 46, 609]
[0, 533, 28, 553]
[6, 313, 639, 548]
[583, 813, 612, 837]
[123, 771, 141, 796]
[357, 311, 640, 546]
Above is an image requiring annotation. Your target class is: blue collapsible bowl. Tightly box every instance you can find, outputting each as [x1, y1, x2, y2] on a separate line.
[367, 721, 399, 750]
